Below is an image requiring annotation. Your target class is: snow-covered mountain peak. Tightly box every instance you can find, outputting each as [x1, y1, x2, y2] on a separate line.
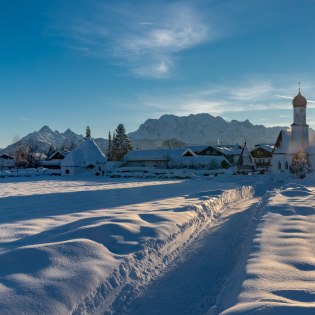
[129, 113, 285, 147]
[38, 125, 53, 133]
[4, 126, 85, 154]
[63, 128, 76, 136]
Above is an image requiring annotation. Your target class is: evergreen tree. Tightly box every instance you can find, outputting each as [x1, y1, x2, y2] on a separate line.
[290, 152, 311, 179]
[107, 131, 112, 161]
[86, 126, 91, 139]
[111, 124, 132, 161]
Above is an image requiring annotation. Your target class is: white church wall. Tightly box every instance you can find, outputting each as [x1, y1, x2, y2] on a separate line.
[271, 154, 291, 180]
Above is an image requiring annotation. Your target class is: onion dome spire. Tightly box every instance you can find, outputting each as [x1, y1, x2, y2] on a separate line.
[293, 82, 307, 108]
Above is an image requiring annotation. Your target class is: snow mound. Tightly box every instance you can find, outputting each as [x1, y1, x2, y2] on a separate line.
[0, 239, 118, 314]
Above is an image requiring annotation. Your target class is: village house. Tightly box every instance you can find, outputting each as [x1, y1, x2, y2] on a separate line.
[123, 148, 196, 169]
[250, 144, 273, 171]
[0, 153, 14, 169]
[169, 155, 230, 169]
[40, 150, 69, 170]
[195, 144, 242, 165]
[61, 137, 107, 176]
[123, 147, 231, 169]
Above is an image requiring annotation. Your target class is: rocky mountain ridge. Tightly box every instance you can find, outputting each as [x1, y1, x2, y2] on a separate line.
[129, 113, 286, 147]
[2, 114, 290, 154]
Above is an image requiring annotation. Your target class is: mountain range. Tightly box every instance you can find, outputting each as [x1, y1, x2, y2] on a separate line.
[129, 114, 286, 148]
[1, 114, 289, 155]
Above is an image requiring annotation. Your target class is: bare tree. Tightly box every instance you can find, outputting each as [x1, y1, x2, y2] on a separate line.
[11, 135, 30, 169]
[161, 138, 185, 149]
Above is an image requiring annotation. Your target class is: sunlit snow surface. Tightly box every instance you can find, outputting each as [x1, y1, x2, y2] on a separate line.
[4, 175, 315, 315]
[222, 177, 315, 315]
[0, 176, 255, 314]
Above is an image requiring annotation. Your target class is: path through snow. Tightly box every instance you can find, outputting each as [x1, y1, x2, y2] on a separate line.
[121, 197, 260, 315]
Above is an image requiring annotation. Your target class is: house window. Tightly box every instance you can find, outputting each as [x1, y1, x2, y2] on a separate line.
[285, 161, 289, 170]
[65, 169, 70, 174]
[278, 161, 281, 170]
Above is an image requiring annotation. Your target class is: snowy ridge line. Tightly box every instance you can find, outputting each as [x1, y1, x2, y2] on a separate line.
[72, 186, 254, 315]
[210, 186, 278, 315]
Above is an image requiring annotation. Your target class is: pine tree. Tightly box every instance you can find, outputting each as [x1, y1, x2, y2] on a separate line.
[290, 152, 311, 179]
[111, 124, 132, 161]
[86, 126, 91, 139]
[107, 131, 112, 161]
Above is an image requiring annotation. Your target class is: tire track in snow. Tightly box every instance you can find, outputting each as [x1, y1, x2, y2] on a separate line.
[118, 197, 260, 315]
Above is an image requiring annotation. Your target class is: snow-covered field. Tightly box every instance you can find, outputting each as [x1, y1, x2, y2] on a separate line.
[3, 173, 315, 315]
[0, 175, 257, 314]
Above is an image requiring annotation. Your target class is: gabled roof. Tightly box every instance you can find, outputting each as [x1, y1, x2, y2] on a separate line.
[184, 145, 208, 154]
[48, 150, 69, 161]
[237, 144, 256, 167]
[272, 130, 291, 154]
[253, 144, 274, 153]
[124, 148, 196, 162]
[61, 139, 107, 167]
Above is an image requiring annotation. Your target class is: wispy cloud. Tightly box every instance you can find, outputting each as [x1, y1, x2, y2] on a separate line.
[137, 79, 315, 118]
[276, 95, 315, 104]
[57, 1, 212, 78]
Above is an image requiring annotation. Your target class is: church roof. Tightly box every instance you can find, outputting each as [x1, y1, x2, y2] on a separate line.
[272, 130, 291, 154]
[293, 89, 307, 108]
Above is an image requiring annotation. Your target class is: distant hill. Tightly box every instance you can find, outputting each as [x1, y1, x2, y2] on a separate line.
[129, 113, 287, 148]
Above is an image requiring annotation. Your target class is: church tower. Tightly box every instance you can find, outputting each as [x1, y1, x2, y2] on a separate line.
[291, 85, 309, 153]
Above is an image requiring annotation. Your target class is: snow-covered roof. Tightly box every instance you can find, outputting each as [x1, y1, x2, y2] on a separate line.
[212, 145, 242, 156]
[48, 150, 69, 161]
[252, 144, 274, 153]
[124, 148, 196, 162]
[184, 145, 208, 153]
[237, 144, 256, 167]
[61, 138, 107, 167]
[272, 130, 291, 154]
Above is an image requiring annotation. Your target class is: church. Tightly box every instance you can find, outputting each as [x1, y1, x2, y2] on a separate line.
[272, 87, 315, 178]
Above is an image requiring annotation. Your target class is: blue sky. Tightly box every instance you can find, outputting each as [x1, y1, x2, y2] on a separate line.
[1, 0, 315, 147]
